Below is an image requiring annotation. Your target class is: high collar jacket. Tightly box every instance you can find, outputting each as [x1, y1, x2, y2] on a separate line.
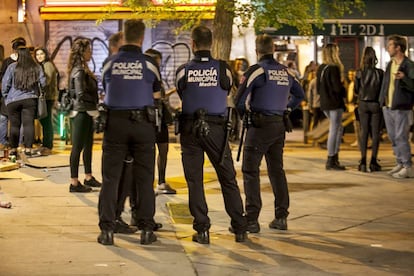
[69, 65, 98, 111]
[379, 56, 414, 110]
[354, 67, 384, 102]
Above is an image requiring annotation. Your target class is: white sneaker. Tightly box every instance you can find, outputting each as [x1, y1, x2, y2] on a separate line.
[392, 167, 414, 179]
[388, 164, 403, 175]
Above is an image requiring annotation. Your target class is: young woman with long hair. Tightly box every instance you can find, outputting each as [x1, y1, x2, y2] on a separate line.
[316, 43, 347, 170]
[1, 47, 45, 157]
[354, 46, 384, 172]
[67, 38, 101, 193]
[34, 47, 59, 155]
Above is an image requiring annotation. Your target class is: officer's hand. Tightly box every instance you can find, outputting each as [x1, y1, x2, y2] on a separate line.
[283, 110, 293, 133]
[94, 104, 107, 134]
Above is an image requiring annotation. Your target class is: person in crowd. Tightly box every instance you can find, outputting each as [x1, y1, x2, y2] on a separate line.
[0, 37, 27, 147]
[307, 69, 326, 130]
[379, 34, 414, 178]
[287, 60, 301, 80]
[97, 19, 161, 246]
[316, 43, 347, 170]
[34, 47, 59, 156]
[144, 48, 177, 195]
[1, 47, 46, 158]
[67, 38, 101, 193]
[235, 34, 304, 233]
[175, 25, 247, 244]
[354, 46, 384, 172]
[347, 69, 361, 148]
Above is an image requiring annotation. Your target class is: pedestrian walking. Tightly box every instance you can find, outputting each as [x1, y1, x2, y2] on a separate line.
[235, 34, 304, 232]
[379, 34, 414, 178]
[175, 25, 247, 244]
[97, 19, 162, 246]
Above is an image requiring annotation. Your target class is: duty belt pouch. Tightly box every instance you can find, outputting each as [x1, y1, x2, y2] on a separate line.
[145, 106, 156, 124]
[129, 110, 144, 122]
[192, 109, 210, 137]
[251, 112, 264, 128]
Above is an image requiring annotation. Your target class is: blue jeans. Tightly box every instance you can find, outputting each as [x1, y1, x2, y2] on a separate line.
[323, 109, 344, 157]
[0, 114, 7, 145]
[382, 107, 413, 167]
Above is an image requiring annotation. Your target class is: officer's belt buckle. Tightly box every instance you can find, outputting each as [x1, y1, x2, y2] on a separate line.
[129, 110, 145, 122]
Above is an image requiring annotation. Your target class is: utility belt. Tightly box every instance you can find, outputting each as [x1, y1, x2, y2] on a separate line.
[175, 109, 225, 137]
[109, 106, 157, 124]
[249, 112, 283, 128]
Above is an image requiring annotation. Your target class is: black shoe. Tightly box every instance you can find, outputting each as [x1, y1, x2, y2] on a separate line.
[140, 230, 157, 245]
[269, 218, 288, 230]
[69, 182, 92, 193]
[369, 159, 382, 172]
[358, 159, 367, 172]
[247, 221, 260, 233]
[192, 230, 210, 244]
[235, 232, 247, 242]
[84, 177, 102, 188]
[97, 230, 114, 245]
[156, 183, 177, 195]
[136, 220, 163, 231]
[114, 218, 138, 234]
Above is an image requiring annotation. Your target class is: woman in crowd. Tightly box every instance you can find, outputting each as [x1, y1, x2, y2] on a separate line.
[1, 46, 45, 157]
[354, 46, 384, 172]
[34, 47, 58, 156]
[67, 38, 101, 193]
[317, 43, 347, 170]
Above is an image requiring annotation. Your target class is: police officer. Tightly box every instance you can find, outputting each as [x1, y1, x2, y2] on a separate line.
[235, 34, 304, 233]
[97, 19, 161, 246]
[175, 25, 247, 244]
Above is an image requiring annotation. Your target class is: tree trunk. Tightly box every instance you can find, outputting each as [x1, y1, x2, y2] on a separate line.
[212, 0, 235, 61]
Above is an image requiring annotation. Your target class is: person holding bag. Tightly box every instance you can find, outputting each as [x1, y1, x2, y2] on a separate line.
[34, 47, 59, 156]
[1, 46, 46, 158]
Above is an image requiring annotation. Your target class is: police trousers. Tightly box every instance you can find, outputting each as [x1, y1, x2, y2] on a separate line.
[242, 120, 289, 222]
[98, 110, 156, 231]
[180, 120, 247, 233]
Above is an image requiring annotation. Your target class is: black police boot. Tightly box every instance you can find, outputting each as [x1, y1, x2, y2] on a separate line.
[269, 218, 288, 230]
[358, 157, 367, 172]
[97, 230, 114, 245]
[247, 221, 260, 233]
[114, 218, 138, 234]
[192, 230, 210, 244]
[235, 231, 248, 242]
[370, 158, 382, 172]
[140, 230, 157, 245]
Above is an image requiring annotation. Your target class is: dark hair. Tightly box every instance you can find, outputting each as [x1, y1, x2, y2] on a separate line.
[255, 34, 273, 55]
[124, 20, 145, 44]
[191, 25, 212, 50]
[360, 46, 378, 70]
[14, 47, 40, 91]
[67, 38, 94, 86]
[34, 47, 51, 63]
[387, 34, 407, 53]
[145, 48, 162, 60]
[11, 37, 26, 50]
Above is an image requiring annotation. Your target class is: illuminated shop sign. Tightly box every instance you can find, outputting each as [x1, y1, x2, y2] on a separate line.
[44, 0, 215, 6]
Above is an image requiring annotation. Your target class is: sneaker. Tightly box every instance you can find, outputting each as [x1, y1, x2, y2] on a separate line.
[69, 182, 92, 193]
[269, 218, 288, 230]
[84, 177, 102, 188]
[388, 164, 403, 175]
[392, 167, 414, 179]
[156, 183, 176, 194]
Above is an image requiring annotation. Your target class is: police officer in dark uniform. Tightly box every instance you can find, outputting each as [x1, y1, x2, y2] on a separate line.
[97, 19, 161, 246]
[175, 25, 247, 244]
[235, 34, 304, 233]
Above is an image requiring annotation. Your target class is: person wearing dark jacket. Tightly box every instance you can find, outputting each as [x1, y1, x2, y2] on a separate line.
[235, 34, 304, 233]
[379, 35, 414, 178]
[67, 38, 101, 193]
[354, 46, 384, 172]
[316, 43, 347, 170]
